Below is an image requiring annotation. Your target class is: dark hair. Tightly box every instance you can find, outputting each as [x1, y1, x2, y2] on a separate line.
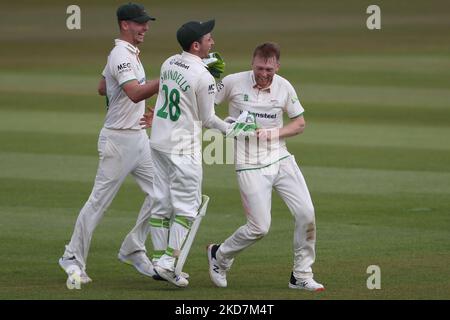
[180, 42, 190, 51]
[181, 34, 205, 52]
[253, 42, 280, 61]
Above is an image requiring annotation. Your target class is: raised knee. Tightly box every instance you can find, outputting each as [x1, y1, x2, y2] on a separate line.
[248, 224, 270, 238]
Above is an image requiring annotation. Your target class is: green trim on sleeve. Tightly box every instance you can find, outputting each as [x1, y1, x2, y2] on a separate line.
[289, 112, 304, 120]
[119, 78, 137, 87]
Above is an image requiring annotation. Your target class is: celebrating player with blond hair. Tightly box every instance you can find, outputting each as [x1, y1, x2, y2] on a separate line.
[207, 42, 325, 292]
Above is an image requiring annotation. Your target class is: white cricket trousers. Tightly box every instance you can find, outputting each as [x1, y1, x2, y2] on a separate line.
[217, 156, 317, 279]
[149, 148, 202, 270]
[64, 127, 154, 269]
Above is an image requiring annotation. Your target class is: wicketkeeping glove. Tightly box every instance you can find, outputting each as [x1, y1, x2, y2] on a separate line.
[225, 111, 258, 138]
[203, 52, 225, 78]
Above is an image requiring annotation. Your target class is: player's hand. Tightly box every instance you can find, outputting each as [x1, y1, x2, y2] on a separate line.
[256, 128, 279, 141]
[225, 111, 257, 138]
[203, 52, 225, 79]
[140, 106, 154, 129]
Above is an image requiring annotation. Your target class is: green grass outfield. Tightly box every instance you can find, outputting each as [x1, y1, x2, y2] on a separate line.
[0, 0, 449, 299]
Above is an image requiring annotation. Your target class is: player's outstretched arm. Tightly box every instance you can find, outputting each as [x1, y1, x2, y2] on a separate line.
[197, 74, 229, 134]
[122, 78, 160, 103]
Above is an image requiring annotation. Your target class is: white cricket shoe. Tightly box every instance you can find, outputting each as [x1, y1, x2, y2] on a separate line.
[176, 271, 190, 279]
[207, 244, 227, 288]
[153, 270, 190, 281]
[151, 259, 190, 281]
[288, 272, 325, 292]
[154, 265, 189, 288]
[59, 256, 92, 284]
[118, 251, 157, 278]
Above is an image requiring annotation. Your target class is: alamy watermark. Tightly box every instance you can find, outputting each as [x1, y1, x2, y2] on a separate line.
[66, 5, 81, 30]
[164, 123, 280, 167]
[66, 5, 380, 31]
[366, 5, 381, 30]
[366, 265, 381, 289]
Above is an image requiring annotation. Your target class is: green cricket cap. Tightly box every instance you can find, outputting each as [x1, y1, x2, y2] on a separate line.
[117, 3, 156, 23]
[176, 19, 215, 50]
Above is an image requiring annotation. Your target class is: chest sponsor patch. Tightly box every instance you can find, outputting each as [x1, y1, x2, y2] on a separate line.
[240, 110, 277, 119]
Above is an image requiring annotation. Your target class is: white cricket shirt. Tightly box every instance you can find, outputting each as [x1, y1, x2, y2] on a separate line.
[150, 51, 224, 154]
[215, 71, 304, 171]
[101, 39, 146, 130]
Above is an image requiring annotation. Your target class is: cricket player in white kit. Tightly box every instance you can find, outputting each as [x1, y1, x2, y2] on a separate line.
[207, 43, 325, 291]
[59, 3, 160, 284]
[148, 19, 253, 287]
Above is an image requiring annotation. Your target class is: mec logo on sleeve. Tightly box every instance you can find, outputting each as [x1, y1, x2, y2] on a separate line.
[117, 63, 132, 73]
[208, 83, 216, 95]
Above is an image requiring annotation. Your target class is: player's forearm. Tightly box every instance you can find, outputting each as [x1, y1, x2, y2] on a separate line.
[124, 79, 160, 103]
[276, 116, 306, 139]
[197, 84, 229, 133]
[144, 79, 160, 97]
[134, 79, 160, 101]
[202, 114, 229, 134]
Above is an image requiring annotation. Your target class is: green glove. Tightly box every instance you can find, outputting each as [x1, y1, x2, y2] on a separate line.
[203, 52, 226, 78]
[225, 111, 257, 138]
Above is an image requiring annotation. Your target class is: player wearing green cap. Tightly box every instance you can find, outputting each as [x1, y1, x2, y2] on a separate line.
[59, 3, 160, 286]
[148, 19, 256, 287]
